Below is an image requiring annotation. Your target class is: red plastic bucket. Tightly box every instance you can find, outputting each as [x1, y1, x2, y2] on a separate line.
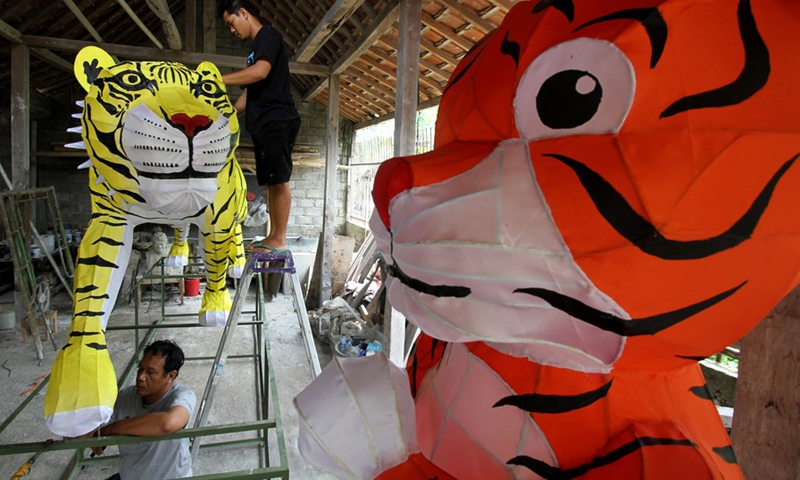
[185, 277, 201, 297]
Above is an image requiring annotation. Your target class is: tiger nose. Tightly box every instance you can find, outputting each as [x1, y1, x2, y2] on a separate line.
[170, 113, 210, 137]
[372, 156, 413, 230]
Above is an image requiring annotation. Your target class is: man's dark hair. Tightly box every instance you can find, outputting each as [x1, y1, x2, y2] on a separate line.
[218, 0, 256, 19]
[144, 340, 185, 375]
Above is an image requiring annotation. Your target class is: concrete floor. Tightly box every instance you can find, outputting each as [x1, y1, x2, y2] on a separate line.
[0, 280, 338, 480]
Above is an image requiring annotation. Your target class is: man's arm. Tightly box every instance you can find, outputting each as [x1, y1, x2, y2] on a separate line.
[234, 89, 247, 116]
[102, 405, 190, 437]
[222, 58, 272, 86]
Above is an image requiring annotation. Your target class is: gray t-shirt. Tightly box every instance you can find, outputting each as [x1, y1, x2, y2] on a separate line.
[112, 382, 196, 479]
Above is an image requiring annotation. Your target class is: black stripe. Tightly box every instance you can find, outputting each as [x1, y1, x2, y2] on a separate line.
[544, 153, 798, 260]
[86, 343, 108, 351]
[388, 262, 471, 298]
[70, 331, 102, 337]
[114, 189, 146, 203]
[661, 0, 769, 118]
[77, 255, 119, 268]
[713, 445, 738, 464]
[100, 221, 128, 227]
[514, 283, 744, 336]
[494, 380, 612, 413]
[92, 237, 125, 247]
[509, 437, 695, 479]
[676, 354, 708, 361]
[533, 0, 574, 22]
[689, 385, 713, 401]
[75, 285, 99, 293]
[574, 8, 666, 68]
[500, 32, 520, 66]
[77, 294, 111, 302]
[74, 310, 105, 317]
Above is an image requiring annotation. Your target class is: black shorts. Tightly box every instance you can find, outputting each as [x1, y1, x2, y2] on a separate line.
[251, 118, 301, 187]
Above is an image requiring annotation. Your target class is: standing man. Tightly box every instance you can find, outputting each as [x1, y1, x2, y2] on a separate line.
[93, 340, 196, 480]
[219, 0, 301, 253]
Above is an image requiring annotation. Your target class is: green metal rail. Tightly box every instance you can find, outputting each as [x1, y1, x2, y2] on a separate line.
[0, 255, 289, 480]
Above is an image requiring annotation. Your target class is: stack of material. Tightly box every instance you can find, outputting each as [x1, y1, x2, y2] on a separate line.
[236, 142, 324, 172]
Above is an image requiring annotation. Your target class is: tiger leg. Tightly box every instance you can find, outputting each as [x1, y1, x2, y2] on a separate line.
[227, 221, 245, 279]
[165, 224, 190, 267]
[44, 215, 133, 436]
[198, 223, 234, 327]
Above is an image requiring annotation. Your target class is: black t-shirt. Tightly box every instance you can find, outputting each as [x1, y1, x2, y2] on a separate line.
[244, 25, 299, 134]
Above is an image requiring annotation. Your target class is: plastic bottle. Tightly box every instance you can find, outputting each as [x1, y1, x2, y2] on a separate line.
[338, 334, 349, 355]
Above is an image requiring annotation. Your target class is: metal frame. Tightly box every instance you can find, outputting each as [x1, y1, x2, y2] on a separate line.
[0, 252, 290, 480]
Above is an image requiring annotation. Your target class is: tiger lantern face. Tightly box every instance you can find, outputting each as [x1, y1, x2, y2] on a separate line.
[371, 0, 800, 373]
[75, 46, 239, 217]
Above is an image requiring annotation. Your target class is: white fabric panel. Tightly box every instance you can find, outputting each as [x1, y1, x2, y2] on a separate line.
[295, 354, 417, 479]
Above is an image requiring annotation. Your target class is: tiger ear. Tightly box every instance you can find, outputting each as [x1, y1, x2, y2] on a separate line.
[74, 46, 115, 92]
[197, 61, 223, 82]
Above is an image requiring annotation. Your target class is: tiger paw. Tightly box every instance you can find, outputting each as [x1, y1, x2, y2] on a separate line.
[44, 332, 118, 437]
[228, 264, 244, 279]
[199, 288, 232, 327]
[165, 242, 189, 267]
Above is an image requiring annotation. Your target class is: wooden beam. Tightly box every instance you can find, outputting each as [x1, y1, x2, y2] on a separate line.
[488, 0, 515, 13]
[203, 0, 217, 54]
[185, 0, 196, 52]
[11, 44, 30, 190]
[22, 35, 331, 75]
[144, 0, 182, 49]
[60, 0, 104, 43]
[0, 18, 23, 44]
[731, 286, 800, 479]
[302, 0, 400, 102]
[114, 0, 166, 49]
[436, 0, 498, 33]
[319, 74, 341, 305]
[421, 10, 474, 51]
[354, 97, 440, 130]
[394, 0, 422, 157]
[293, 0, 368, 63]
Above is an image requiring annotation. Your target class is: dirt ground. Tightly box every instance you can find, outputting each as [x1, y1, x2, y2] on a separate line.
[0, 280, 337, 480]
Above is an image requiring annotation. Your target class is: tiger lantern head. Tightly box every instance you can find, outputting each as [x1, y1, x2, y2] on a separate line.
[371, 0, 800, 374]
[73, 45, 239, 216]
[44, 47, 247, 437]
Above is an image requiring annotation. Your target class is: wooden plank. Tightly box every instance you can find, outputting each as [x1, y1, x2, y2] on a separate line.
[185, 0, 197, 52]
[22, 35, 331, 75]
[319, 74, 341, 305]
[302, 0, 400, 102]
[143, 0, 182, 49]
[293, 0, 368, 62]
[341, 82, 391, 114]
[114, 0, 166, 49]
[11, 44, 30, 191]
[0, 18, 23, 44]
[437, 0, 497, 32]
[367, 47, 443, 95]
[421, 10, 474, 51]
[203, 0, 217, 54]
[60, 0, 105, 43]
[731, 286, 800, 479]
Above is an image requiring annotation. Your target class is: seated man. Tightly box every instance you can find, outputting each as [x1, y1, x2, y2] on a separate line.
[95, 340, 196, 480]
